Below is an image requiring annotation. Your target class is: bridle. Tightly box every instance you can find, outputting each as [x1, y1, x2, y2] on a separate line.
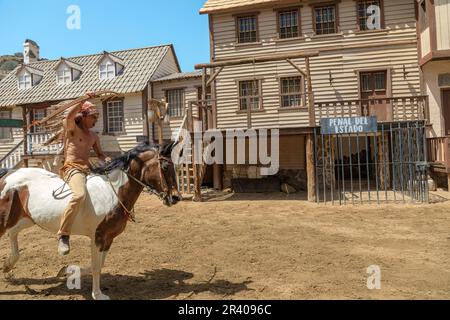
[123, 154, 173, 200]
[104, 152, 175, 222]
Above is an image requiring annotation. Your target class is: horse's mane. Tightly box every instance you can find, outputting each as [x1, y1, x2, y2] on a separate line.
[91, 141, 159, 175]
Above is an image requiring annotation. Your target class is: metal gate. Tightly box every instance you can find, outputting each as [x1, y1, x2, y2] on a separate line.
[314, 121, 429, 204]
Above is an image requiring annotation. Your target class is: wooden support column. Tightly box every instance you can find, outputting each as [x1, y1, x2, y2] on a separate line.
[305, 57, 315, 127]
[143, 85, 150, 142]
[202, 67, 208, 130]
[306, 133, 316, 203]
[157, 119, 164, 145]
[22, 106, 29, 168]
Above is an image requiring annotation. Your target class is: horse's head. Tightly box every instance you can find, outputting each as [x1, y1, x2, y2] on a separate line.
[149, 100, 171, 125]
[128, 141, 179, 207]
[92, 141, 180, 207]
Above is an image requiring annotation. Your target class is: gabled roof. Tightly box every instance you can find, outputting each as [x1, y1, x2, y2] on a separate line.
[153, 70, 204, 82]
[200, 0, 281, 14]
[0, 44, 178, 107]
[15, 65, 44, 77]
[96, 51, 125, 66]
[53, 58, 83, 72]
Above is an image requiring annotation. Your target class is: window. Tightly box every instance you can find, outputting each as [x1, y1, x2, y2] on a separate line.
[18, 73, 32, 90]
[314, 5, 337, 35]
[99, 61, 116, 80]
[237, 15, 258, 43]
[31, 109, 47, 133]
[0, 110, 12, 140]
[166, 89, 185, 117]
[105, 100, 124, 134]
[357, 0, 382, 31]
[374, 72, 386, 91]
[279, 9, 300, 39]
[280, 77, 303, 108]
[57, 68, 71, 85]
[239, 80, 261, 110]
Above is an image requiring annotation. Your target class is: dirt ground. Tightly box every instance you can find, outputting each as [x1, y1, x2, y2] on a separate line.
[1, 191, 449, 300]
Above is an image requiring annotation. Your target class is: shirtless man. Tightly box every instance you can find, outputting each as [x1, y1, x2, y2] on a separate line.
[57, 101, 111, 255]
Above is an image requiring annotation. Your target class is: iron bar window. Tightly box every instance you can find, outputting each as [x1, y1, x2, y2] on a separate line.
[166, 89, 185, 117]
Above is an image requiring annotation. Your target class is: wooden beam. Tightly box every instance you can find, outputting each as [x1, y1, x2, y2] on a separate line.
[195, 51, 319, 69]
[305, 57, 316, 127]
[206, 67, 224, 87]
[22, 107, 29, 168]
[306, 133, 316, 202]
[286, 59, 307, 78]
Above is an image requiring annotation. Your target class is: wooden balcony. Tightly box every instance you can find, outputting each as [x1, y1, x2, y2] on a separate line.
[428, 136, 450, 173]
[314, 96, 430, 124]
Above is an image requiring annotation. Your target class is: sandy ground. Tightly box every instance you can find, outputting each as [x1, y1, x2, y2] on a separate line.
[0, 191, 450, 300]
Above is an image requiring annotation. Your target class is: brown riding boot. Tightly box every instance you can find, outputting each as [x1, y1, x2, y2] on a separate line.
[58, 235, 70, 256]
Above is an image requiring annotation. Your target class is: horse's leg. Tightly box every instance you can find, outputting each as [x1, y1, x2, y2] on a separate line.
[3, 218, 34, 273]
[58, 251, 109, 278]
[90, 241, 110, 300]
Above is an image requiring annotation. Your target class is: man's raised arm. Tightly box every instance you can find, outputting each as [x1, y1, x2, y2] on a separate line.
[63, 104, 82, 132]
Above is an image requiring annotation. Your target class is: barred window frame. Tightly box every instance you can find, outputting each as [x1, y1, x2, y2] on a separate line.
[166, 88, 185, 118]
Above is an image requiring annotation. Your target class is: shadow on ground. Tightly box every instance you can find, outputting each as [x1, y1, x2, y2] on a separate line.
[1, 268, 253, 300]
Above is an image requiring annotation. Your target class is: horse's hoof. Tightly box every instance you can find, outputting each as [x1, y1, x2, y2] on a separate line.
[3, 264, 13, 274]
[3, 260, 14, 273]
[92, 292, 111, 300]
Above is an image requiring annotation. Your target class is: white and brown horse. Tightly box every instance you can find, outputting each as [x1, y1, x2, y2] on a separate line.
[0, 141, 179, 300]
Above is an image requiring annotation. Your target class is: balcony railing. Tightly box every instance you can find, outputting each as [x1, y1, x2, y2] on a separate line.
[314, 96, 429, 124]
[428, 136, 450, 169]
[27, 133, 62, 155]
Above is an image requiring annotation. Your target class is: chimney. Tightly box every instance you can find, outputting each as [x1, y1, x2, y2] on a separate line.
[23, 39, 40, 64]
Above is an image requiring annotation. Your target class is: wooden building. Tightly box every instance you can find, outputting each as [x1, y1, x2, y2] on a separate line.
[417, 0, 450, 186]
[198, 0, 430, 202]
[0, 40, 198, 171]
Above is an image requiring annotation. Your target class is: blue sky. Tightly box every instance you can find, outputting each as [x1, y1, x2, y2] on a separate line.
[0, 0, 210, 71]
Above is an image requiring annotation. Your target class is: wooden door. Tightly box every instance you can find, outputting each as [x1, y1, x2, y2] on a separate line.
[443, 89, 450, 135]
[360, 71, 388, 121]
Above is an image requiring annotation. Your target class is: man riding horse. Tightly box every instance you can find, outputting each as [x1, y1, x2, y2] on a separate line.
[57, 101, 111, 255]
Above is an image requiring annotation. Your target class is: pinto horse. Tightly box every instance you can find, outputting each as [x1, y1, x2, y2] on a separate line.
[0, 141, 179, 300]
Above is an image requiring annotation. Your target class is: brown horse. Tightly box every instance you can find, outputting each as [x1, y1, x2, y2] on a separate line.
[0, 141, 179, 300]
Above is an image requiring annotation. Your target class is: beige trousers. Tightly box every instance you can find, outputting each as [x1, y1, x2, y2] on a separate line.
[57, 168, 87, 237]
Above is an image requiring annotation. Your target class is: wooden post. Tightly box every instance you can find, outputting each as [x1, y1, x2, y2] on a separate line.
[143, 85, 150, 142]
[306, 133, 316, 202]
[202, 67, 208, 130]
[157, 119, 164, 145]
[22, 107, 29, 168]
[305, 57, 315, 127]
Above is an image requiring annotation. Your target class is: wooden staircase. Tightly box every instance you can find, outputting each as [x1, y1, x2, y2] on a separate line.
[0, 140, 25, 169]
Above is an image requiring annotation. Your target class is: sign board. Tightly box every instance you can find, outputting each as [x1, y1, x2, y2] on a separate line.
[438, 74, 450, 87]
[320, 117, 377, 135]
[0, 119, 23, 128]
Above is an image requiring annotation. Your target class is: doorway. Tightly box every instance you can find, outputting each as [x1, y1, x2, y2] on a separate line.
[360, 71, 388, 121]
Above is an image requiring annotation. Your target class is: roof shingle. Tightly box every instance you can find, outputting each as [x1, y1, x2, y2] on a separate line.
[200, 0, 280, 14]
[0, 44, 173, 107]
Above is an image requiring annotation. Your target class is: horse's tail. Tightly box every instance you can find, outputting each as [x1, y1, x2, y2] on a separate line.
[0, 185, 31, 239]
